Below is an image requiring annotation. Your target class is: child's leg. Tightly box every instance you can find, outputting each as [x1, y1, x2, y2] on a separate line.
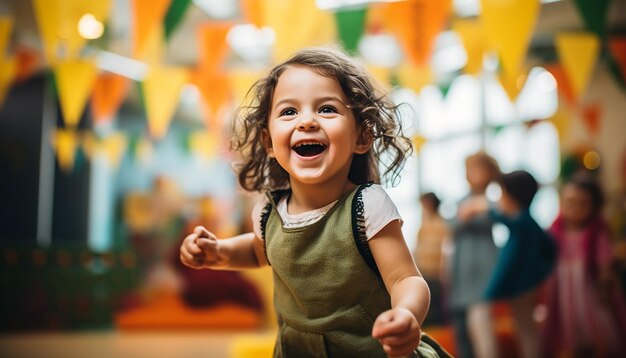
[452, 308, 474, 358]
[510, 290, 539, 358]
[467, 303, 497, 358]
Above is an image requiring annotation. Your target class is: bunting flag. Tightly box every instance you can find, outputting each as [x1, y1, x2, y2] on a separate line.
[555, 32, 600, 100]
[609, 37, 626, 83]
[14, 47, 40, 83]
[412, 135, 427, 154]
[573, 0, 610, 39]
[229, 69, 264, 106]
[0, 55, 16, 107]
[193, 69, 231, 129]
[135, 136, 153, 164]
[544, 63, 575, 107]
[32, 0, 112, 63]
[0, 17, 13, 57]
[395, 62, 433, 93]
[452, 19, 487, 75]
[54, 59, 98, 128]
[91, 72, 132, 125]
[164, 0, 192, 40]
[197, 22, 232, 73]
[548, 107, 571, 140]
[240, 0, 266, 28]
[265, 0, 336, 62]
[83, 132, 128, 168]
[132, 0, 171, 59]
[189, 130, 219, 159]
[142, 65, 188, 139]
[499, 68, 527, 101]
[582, 102, 602, 136]
[51, 129, 80, 172]
[335, 7, 368, 54]
[480, 0, 539, 82]
[366, 65, 392, 89]
[381, 0, 451, 66]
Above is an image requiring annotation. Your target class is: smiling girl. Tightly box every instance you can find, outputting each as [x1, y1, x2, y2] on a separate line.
[180, 47, 449, 358]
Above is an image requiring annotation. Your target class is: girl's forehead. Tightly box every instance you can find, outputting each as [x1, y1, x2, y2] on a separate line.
[272, 66, 348, 100]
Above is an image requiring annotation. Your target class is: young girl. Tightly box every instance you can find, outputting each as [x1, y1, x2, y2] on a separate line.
[542, 174, 626, 357]
[180, 48, 449, 357]
[448, 151, 500, 358]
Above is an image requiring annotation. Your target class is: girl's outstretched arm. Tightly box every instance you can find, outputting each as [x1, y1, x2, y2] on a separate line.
[369, 219, 430, 357]
[180, 226, 268, 270]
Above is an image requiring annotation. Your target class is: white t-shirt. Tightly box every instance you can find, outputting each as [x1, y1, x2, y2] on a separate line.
[252, 184, 402, 241]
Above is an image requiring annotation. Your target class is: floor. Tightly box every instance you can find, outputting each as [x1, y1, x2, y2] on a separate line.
[0, 330, 276, 358]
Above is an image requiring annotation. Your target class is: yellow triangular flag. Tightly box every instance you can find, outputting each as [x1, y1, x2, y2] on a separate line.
[366, 65, 392, 90]
[499, 68, 527, 101]
[54, 59, 98, 128]
[0, 17, 13, 57]
[51, 129, 80, 172]
[189, 131, 218, 159]
[102, 133, 128, 167]
[136, 137, 153, 164]
[555, 32, 600, 100]
[142, 66, 188, 139]
[229, 69, 264, 106]
[548, 107, 571, 141]
[265, 0, 336, 62]
[0, 55, 16, 106]
[412, 135, 427, 153]
[480, 0, 539, 80]
[396, 62, 433, 93]
[452, 19, 487, 75]
[32, 0, 61, 64]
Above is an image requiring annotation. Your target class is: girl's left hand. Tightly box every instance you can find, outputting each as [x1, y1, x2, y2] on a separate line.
[372, 307, 421, 357]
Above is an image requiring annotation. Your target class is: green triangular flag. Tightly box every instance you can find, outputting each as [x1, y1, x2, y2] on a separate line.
[335, 7, 368, 54]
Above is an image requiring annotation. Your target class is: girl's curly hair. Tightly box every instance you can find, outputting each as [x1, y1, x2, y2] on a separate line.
[231, 47, 413, 192]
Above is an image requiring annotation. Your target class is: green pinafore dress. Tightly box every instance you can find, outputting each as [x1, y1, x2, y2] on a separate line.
[261, 184, 449, 358]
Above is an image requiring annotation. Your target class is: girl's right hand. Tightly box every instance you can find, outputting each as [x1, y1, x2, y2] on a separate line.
[179, 226, 227, 269]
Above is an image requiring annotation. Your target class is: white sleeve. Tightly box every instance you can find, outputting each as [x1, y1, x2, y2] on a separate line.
[361, 184, 403, 241]
[251, 196, 270, 240]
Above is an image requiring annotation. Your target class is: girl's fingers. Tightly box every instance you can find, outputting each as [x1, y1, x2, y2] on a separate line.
[194, 226, 211, 238]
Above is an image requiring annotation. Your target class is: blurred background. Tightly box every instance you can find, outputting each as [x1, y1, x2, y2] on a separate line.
[0, 0, 625, 357]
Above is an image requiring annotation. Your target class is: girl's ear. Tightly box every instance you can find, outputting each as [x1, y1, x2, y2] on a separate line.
[262, 128, 274, 158]
[354, 125, 373, 154]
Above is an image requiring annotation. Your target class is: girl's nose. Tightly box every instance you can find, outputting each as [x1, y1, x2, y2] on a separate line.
[297, 115, 319, 131]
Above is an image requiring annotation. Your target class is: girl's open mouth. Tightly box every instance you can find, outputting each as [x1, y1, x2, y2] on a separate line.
[292, 142, 327, 157]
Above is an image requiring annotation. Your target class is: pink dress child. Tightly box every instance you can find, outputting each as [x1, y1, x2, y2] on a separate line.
[542, 215, 626, 357]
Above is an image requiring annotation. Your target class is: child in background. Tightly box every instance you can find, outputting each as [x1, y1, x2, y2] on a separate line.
[449, 151, 500, 358]
[460, 170, 557, 358]
[414, 192, 450, 327]
[542, 174, 626, 357]
[180, 47, 449, 357]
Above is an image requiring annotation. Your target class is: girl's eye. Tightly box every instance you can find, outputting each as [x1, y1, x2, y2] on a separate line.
[319, 106, 337, 114]
[280, 108, 297, 116]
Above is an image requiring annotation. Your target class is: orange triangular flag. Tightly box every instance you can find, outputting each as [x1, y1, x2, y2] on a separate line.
[545, 63, 575, 107]
[193, 68, 231, 129]
[197, 22, 233, 73]
[241, 0, 265, 27]
[582, 102, 602, 136]
[132, 0, 171, 59]
[54, 59, 98, 128]
[382, 0, 451, 66]
[142, 65, 188, 139]
[91, 72, 131, 124]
